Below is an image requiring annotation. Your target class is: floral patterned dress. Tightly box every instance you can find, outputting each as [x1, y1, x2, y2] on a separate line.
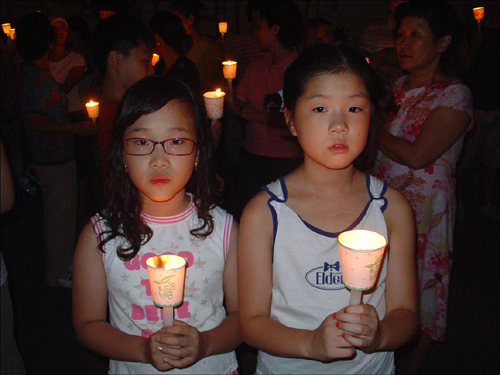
[374, 76, 473, 342]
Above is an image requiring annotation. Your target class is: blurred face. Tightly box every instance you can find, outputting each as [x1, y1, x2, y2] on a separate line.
[171, 11, 193, 35]
[123, 100, 198, 216]
[118, 43, 154, 90]
[395, 16, 445, 74]
[52, 21, 68, 45]
[285, 72, 371, 171]
[257, 18, 277, 51]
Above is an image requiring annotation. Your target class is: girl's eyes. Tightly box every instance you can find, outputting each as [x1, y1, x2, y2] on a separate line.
[348, 107, 362, 113]
[313, 107, 326, 113]
[168, 139, 184, 146]
[135, 139, 151, 146]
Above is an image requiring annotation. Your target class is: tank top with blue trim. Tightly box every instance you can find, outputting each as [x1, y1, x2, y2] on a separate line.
[257, 173, 394, 374]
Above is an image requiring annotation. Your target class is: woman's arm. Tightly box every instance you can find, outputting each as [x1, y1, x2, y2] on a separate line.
[238, 192, 355, 361]
[72, 222, 153, 364]
[59, 66, 85, 94]
[378, 106, 471, 169]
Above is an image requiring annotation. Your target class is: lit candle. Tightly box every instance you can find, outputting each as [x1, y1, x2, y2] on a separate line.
[146, 254, 187, 327]
[2, 23, 11, 35]
[338, 229, 387, 305]
[152, 53, 160, 66]
[203, 89, 225, 126]
[8, 28, 15, 40]
[222, 61, 237, 98]
[219, 22, 227, 41]
[473, 7, 485, 33]
[85, 100, 99, 122]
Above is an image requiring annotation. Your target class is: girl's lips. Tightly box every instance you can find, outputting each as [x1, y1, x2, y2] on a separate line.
[328, 141, 349, 153]
[150, 175, 169, 184]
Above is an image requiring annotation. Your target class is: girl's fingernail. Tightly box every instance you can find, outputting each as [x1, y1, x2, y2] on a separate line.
[157, 346, 162, 351]
[342, 332, 346, 338]
[332, 313, 337, 319]
[336, 321, 340, 327]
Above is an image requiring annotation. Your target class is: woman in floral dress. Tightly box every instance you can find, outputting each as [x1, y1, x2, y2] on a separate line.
[373, 2, 473, 373]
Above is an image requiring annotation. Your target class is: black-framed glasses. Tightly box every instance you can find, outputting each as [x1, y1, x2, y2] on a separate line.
[123, 138, 197, 156]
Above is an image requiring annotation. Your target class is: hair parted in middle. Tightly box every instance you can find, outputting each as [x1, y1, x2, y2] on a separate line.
[283, 44, 393, 171]
[98, 75, 220, 261]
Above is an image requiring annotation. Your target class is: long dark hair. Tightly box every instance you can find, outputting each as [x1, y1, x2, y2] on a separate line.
[283, 44, 393, 171]
[99, 75, 219, 261]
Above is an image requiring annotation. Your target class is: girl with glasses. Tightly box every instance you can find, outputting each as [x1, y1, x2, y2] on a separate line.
[72, 76, 240, 374]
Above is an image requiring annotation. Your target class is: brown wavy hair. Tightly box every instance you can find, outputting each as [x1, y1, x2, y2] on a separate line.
[98, 75, 220, 261]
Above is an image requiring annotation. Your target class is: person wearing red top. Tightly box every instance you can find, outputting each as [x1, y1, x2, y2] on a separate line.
[229, 0, 305, 219]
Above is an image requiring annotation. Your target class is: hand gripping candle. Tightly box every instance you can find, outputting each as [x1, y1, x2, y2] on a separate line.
[146, 254, 187, 326]
[338, 229, 387, 305]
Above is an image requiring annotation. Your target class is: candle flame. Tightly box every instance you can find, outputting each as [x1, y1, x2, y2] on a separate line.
[216, 89, 221, 95]
[164, 263, 170, 270]
[88, 100, 95, 105]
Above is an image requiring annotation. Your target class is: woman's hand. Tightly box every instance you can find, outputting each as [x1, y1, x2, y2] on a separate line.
[335, 304, 382, 354]
[308, 313, 356, 362]
[149, 320, 207, 370]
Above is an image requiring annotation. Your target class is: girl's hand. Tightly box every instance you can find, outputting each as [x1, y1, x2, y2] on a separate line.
[147, 328, 175, 371]
[152, 320, 207, 369]
[335, 304, 382, 354]
[309, 313, 356, 362]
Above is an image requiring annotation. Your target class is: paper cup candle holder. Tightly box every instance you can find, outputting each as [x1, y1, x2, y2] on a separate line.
[146, 254, 187, 326]
[85, 100, 99, 122]
[203, 89, 225, 126]
[338, 229, 387, 306]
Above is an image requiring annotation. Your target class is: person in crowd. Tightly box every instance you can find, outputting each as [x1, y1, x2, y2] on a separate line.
[1, 139, 27, 374]
[49, 15, 96, 230]
[15, 12, 96, 287]
[228, 0, 305, 219]
[373, 1, 473, 373]
[309, 16, 348, 46]
[238, 43, 418, 374]
[226, 0, 270, 86]
[458, 1, 500, 221]
[358, 0, 407, 81]
[92, 14, 155, 176]
[72, 76, 241, 374]
[149, 11, 200, 93]
[170, 0, 221, 93]
[49, 16, 86, 122]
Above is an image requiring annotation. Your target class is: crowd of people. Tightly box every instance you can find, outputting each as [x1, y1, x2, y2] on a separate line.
[1, 1, 498, 374]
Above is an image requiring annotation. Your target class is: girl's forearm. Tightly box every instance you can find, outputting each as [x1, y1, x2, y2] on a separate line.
[75, 320, 150, 364]
[200, 312, 242, 358]
[375, 308, 419, 352]
[241, 316, 314, 359]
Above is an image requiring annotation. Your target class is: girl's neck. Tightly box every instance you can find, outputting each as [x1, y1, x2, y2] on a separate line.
[141, 191, 191, 217]
[293, 161, 360, 195]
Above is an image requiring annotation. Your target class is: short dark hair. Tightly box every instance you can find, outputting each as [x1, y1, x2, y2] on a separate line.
[394, 0, 464, 72]
[15, 12, 54, 62]
[170, 0, 202, 25]
[283, 44, 393, 171]
[101, 75, 219, 260]
[92, 14, 155, 76]
[149, 11, 189, 55]
[259, 0, 305, 49]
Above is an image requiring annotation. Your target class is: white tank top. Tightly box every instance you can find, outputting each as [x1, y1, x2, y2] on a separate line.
[257, 173, 395, 374]
[91, 197, 238, 374]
